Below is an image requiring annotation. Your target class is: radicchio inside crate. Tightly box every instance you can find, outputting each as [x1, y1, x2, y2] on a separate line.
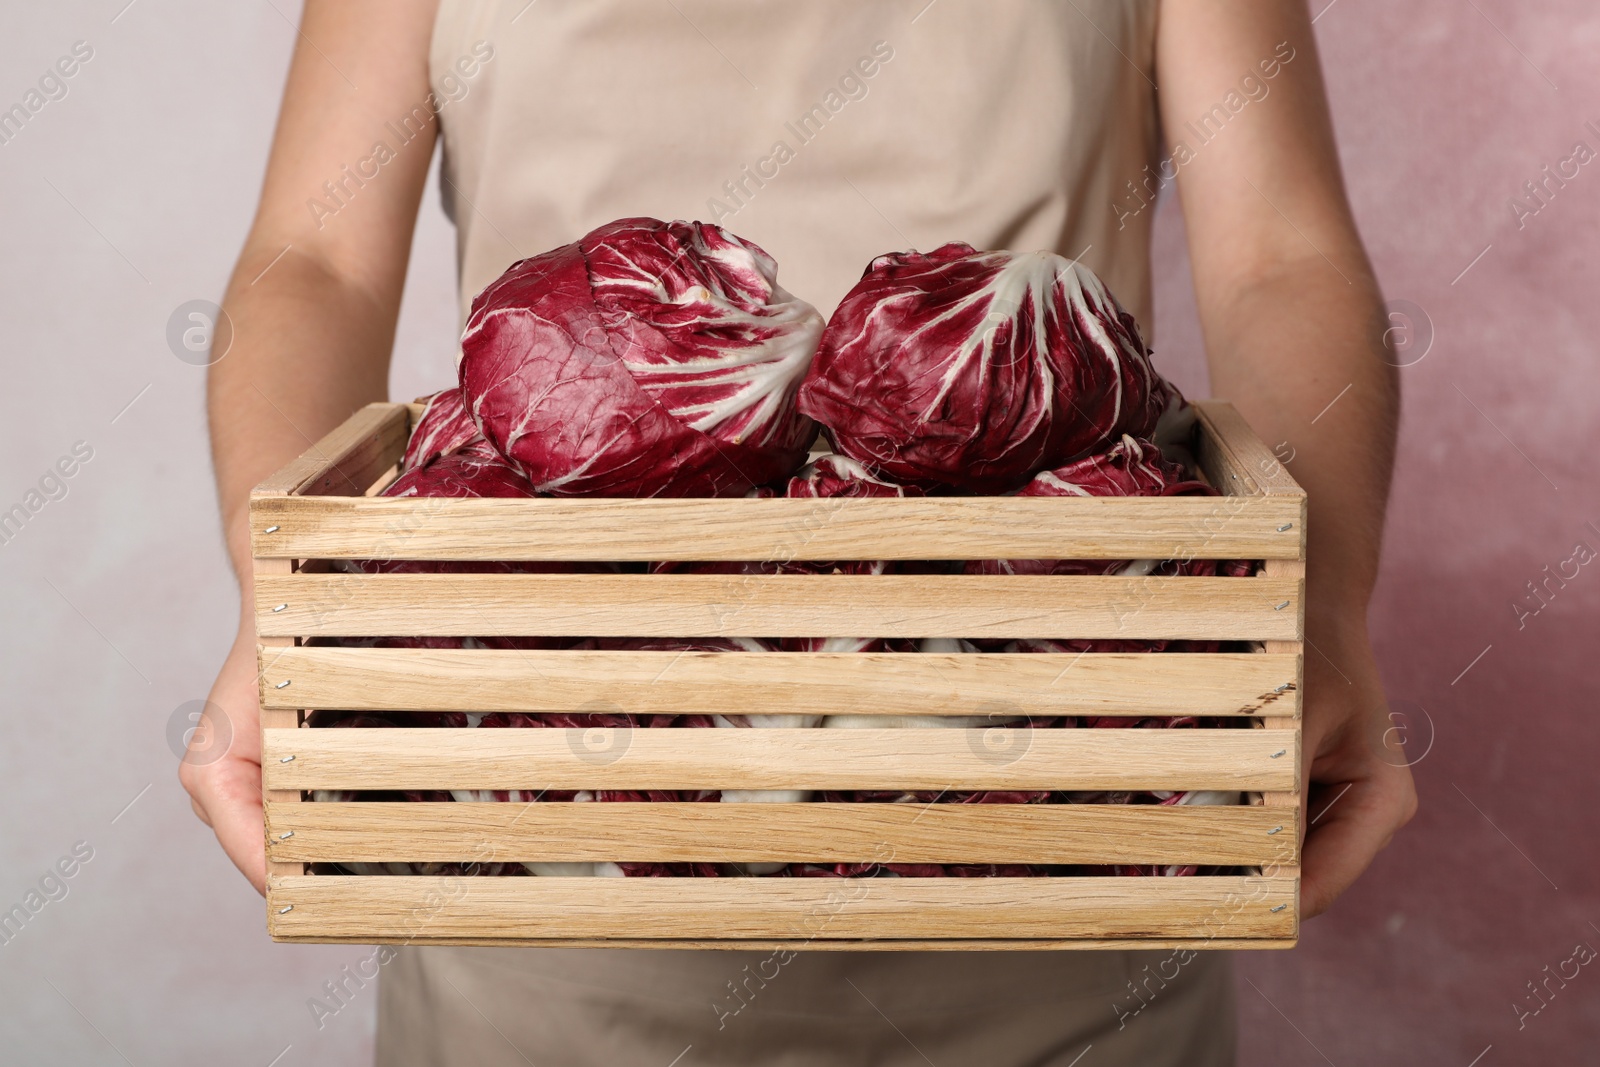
[250, 399, 1304, 950]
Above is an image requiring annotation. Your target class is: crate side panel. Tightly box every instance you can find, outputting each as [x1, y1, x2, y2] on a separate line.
[266, 801, 1296, 866]
[255, 574, 1304, 642]
[1192, 400, 1307, 499]
[250, 494, 1304, 562]
[262, 728, 1298, 793]
[267, 875, 1297, 941]
[253, 402, 410, 500]
[260, 647, 1301, 718]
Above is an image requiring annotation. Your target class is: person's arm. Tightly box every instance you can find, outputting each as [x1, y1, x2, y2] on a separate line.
[1156, 0, 1416, 917]
[182, 0, 440, 894]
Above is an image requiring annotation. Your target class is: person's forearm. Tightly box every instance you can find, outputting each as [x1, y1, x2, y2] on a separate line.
[205, 0, 438, 617]
[1199, 255, 1397, 627]
[208, 243, 397, 615]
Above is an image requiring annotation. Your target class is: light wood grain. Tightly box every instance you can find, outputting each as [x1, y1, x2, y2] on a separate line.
[257, 647, 1300, 718]
[249, 493, 1305, 562]
[363, 463, 402, 497]
[266, 874, 1297, 941]
[1258, 560, 1305, 808]
[1193, 401, 1308, 499]
[256, 559, 305, 880]
[1256, 559, 1304, 936]
[250, 402, 409, 500]
[268, 934, 1297, 950]
[261, 727, 1297, 792]
[254, 573, 1304, 641]
[1195, 404, 1261, 496]
[265, 801, 1297, 865]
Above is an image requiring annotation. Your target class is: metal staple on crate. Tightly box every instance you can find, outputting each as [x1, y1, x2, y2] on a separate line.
[1270, 904, 1288, 913]
[1277, 523, 1294, 531]
[1270, 749, 1287, 759]
[1267, 826, 1284, 835]
[272, 603, 288, 613]
[279, 831, 294, 840]
[274, 680, 291, 689]
[278, 905, 293, 914]
[280, 755, 295, 763]
[264, 525, 280, 533]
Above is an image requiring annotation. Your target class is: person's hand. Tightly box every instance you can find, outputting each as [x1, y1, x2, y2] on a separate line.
[179, 621, 268, 896]
[1297, 613, 1418, 917]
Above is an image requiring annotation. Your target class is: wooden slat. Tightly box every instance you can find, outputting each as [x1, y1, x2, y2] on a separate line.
[249, 493, 1305, 562]
[255, 573, 1304, 641]
[262, 727, 1297, 792]
[250, 402, 410, 500]
[272, 934, 1299, 951]
[363, 462, 401, 497]
[266, 801, 1297, 866]
[256, 558, 304, 881]
[1257, 567, 1303, 812]
[266, 874, 1297, 941]
[1256, 558, 1304, 936]
[260, 647, 1301, 718]
[1193, 401, 1307, 499]
[1195, 404, 1261, 496]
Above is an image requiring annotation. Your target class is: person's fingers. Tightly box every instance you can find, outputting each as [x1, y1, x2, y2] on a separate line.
[189, 795, 213, 827]
[179, 627, 270, 895]
[1289, 623, 1419, 918]
[1299, 762, 1416, 917]
[193, 754, 270, 896]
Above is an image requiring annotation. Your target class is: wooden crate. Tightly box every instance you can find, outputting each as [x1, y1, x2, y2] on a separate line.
[251, 400, 1304, 950]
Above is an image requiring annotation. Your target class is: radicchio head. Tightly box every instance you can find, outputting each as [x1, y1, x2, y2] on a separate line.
[460, 217, 823, 497]
[799, 243, 1178, 492]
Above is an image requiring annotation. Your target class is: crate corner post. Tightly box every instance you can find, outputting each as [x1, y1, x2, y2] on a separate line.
[250, 402, 412, 939]
[1193, 399, 1305, 946]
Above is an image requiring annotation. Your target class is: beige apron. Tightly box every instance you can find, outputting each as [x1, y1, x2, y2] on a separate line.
[431, 0, 1164, 331]
[377, 945, 1234, 1066]
[380, 3, 1235, 1063]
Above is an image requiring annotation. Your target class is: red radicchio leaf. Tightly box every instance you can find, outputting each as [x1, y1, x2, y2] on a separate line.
[403, 387, 485, 471]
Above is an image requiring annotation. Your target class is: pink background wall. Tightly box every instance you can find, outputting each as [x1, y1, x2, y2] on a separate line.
[1150, 2, 1600, 1062]
[0, 1, 1592, 1063]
